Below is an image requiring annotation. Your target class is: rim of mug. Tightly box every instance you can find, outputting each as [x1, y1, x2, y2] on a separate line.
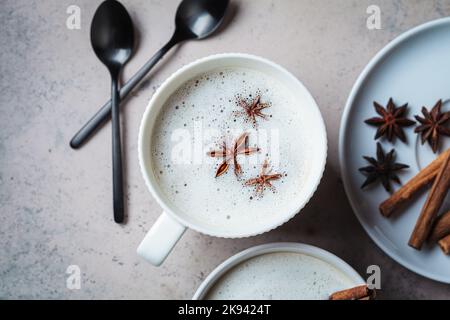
[192, 242, 366, 300]
[138, 53, 327, 238]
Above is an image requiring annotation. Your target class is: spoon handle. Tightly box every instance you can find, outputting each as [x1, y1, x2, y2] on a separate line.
[70, 35, 179, 149]
[111, 78, 124, 224]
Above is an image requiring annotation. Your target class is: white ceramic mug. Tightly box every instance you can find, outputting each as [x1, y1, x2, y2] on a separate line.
[193, 242, 365, 299]
[137, 53, 327, 266]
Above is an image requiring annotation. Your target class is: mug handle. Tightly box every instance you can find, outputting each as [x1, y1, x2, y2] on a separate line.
[137, 212, 186, 266]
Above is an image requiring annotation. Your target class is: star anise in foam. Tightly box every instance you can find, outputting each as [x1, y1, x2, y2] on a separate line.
[207, 132, 260, 177]
[364, 98, 415, 143]
[234, 95, 270, 126]
[245, 159, 282, 195]
[414, 100, 450, 153]
[359, 143, 409, 193]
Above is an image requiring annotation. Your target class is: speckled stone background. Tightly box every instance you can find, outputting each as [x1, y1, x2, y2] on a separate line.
[1, 0, 450, 300]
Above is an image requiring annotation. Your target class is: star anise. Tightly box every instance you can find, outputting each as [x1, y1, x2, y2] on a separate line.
[359, 143, 409, 193]
[234, 95, 270, 126]
[245, 159, 282, 195]
[414, 100, 450, 153]
[207, 132, 260, 177]
[364, 98, 415, 143]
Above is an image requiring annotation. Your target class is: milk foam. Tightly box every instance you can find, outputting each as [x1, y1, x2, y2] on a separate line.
[205, 252, 355, 300]
[151, 68, 312, 233]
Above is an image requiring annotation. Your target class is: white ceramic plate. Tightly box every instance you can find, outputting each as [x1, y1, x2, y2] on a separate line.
[339, 17, 450, 283]
[193, 243, 364, 300]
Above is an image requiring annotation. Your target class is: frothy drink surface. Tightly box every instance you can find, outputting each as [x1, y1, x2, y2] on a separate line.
[205, 252, 355, 300]
[151, 68, 313, 233]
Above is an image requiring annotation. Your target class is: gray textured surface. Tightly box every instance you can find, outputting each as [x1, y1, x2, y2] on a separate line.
[1, 0, 449, 299]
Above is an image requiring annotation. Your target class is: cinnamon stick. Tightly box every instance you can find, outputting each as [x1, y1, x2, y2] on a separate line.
[379, 148, 450, 217]
[329, 285, 375, 300]
[408, 152, 450, 250]
[429, 211, 450, 242]
[438, 235, 450, 255]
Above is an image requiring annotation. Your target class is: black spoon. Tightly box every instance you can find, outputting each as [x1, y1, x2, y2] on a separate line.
[70, 0, 230, 149]
[90, 0, 134, 223]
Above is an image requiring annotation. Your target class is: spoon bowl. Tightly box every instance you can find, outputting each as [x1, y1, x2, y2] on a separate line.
[91, 0, 134, 71]
[175, 0, 229, 40]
